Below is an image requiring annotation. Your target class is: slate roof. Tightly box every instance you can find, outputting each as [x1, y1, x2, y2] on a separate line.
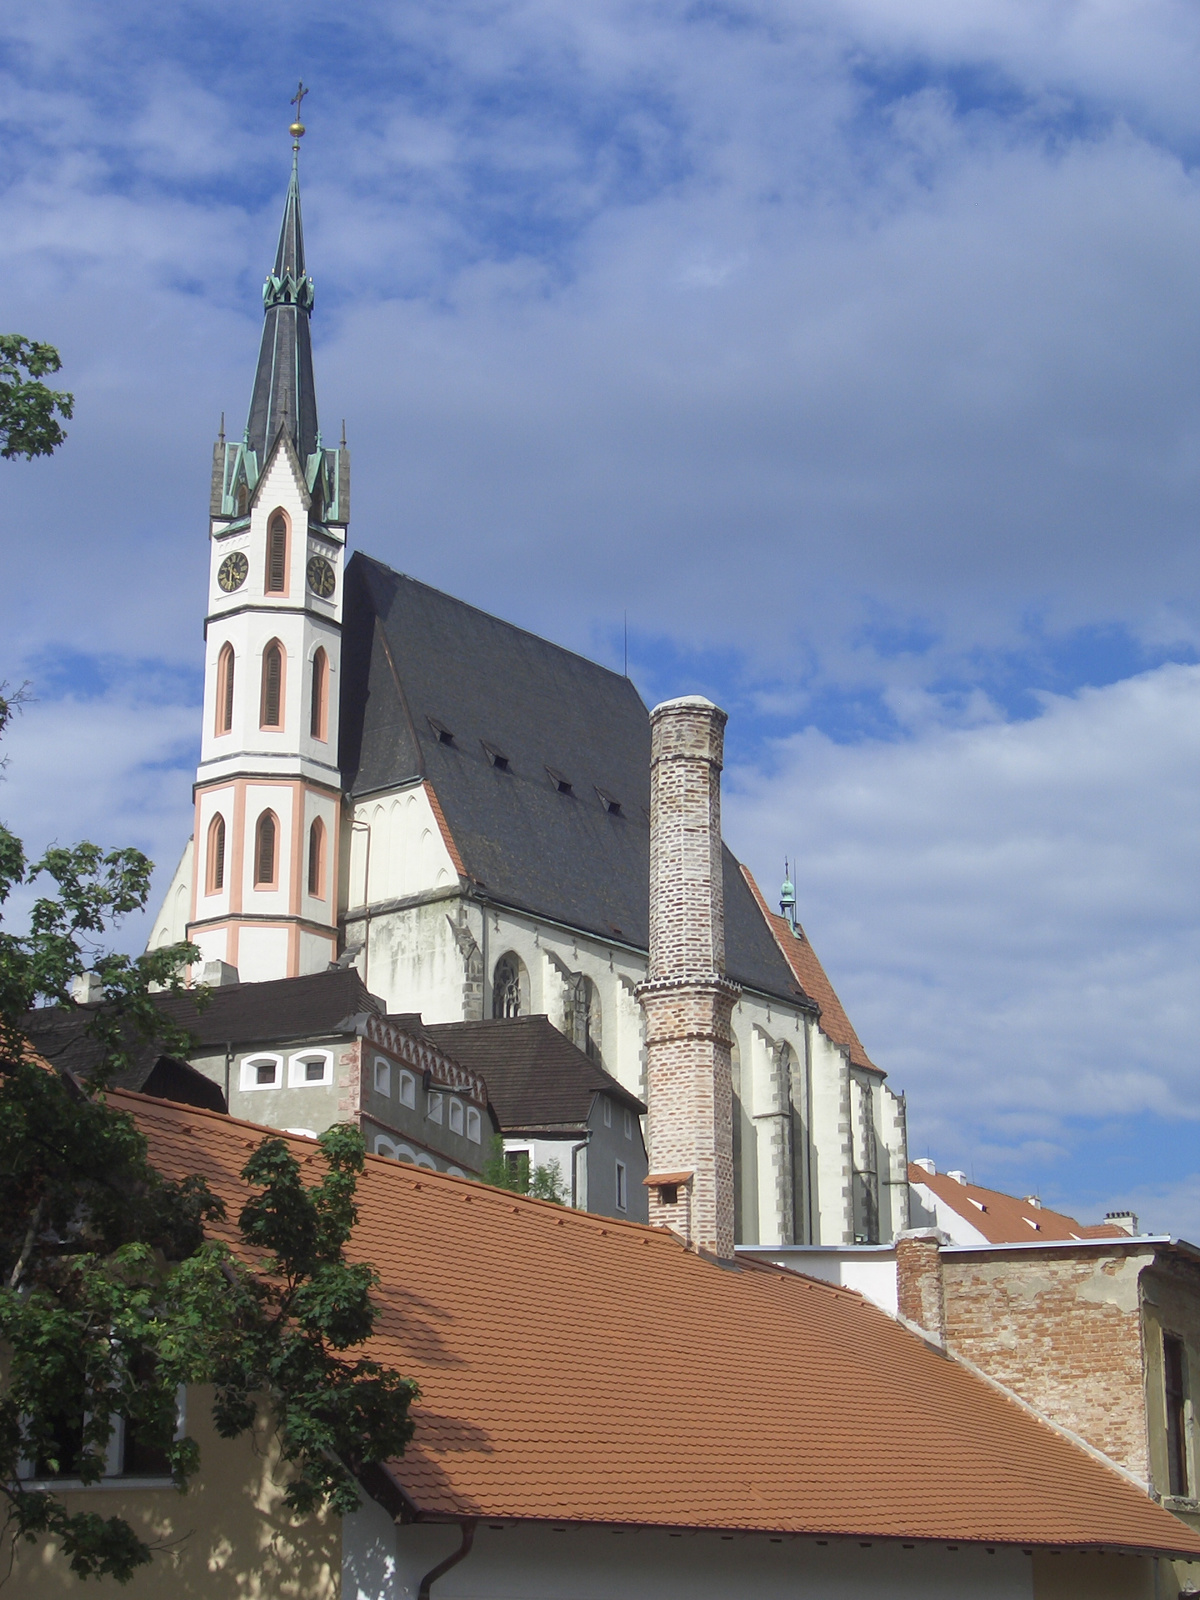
[910, 1163, 1130, 1246]
[21, 1007, 226, 1112]
[742, 867, 881, 1075]
[20, 968, 381, 1103]
[422, 1015, 645, 1132]
[245, 154, 318, 463]
[152, 968, 382, 1051]
[125, 1088, 1200, 1555]
[339, 553, 809, 1006]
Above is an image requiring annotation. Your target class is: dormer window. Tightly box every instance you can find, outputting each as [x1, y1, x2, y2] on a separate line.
[482, 742, 510, 771]
[427, 717, 455, 746]
[596, 788, 622, 816]
[546, 767, 573, 795]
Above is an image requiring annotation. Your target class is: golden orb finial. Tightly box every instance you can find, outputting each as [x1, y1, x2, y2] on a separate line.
[289, 81, 309, 148]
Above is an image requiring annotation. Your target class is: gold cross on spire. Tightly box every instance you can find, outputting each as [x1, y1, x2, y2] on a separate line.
[289, 81, 308, 148]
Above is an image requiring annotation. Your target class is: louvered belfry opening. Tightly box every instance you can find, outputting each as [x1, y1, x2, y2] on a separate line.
[307, 818, 324, 896]
[261, 642, 283, 727]
[216, 643, 235, 735]
[207, 814, 225, 893]
[255, 811, 277, 887]
[267, 514, 288, 592]
[310, 648, 326, 739]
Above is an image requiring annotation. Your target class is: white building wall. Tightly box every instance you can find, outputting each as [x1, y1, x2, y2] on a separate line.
[345, 1508, 1036, 1600]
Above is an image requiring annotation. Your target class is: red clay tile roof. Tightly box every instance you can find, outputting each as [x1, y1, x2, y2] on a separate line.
[909, 1163, 1130, 1246]
[119, 1089, 1200, 1556]
[742, 868, 880, 1075]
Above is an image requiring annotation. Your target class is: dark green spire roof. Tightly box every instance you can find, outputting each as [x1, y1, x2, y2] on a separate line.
[245, 150, 319, 462]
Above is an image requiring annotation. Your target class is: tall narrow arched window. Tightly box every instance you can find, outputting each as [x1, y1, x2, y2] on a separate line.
[307, 818, 325, 898]
[254, 811, 277, 888]
[266, 513, 288, 592]
[310, 648, 327, 740]
[260, 641, 283, 728]
[206, 814, 226, 894]
[215, 643, 235, 735]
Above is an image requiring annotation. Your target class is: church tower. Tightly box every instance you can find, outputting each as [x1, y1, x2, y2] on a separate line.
[187, 113, 349, 983]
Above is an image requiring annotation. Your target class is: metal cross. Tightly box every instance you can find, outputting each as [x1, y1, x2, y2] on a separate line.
[291, 81, 309, 117]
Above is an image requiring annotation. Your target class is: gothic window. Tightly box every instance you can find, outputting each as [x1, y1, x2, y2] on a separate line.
[307, 818, 325, 898]
[492, 954, 525, 1018]
[566, 974, 601, 1062]
[260, 641, 283, 728]
[206, 814, 226, 894]
[216, 643, 235, 735]
[266, 513, 288, 592]
[310, 648, 327, 740]
[237, 482, 248, 517]
[254, 811, 277, 888]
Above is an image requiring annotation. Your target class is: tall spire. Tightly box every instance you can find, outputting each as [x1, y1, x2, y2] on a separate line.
[245, 92, 318, 464]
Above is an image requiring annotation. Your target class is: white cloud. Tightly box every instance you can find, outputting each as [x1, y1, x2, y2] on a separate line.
[726, 662, 1200, 1177]
[0, 689, 197, 954]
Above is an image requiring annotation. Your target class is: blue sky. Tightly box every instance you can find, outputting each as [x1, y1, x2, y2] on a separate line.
[4, 0, 1200, 1231]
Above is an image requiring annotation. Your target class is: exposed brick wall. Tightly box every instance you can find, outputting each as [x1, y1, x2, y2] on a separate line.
[941, 1247, 1153, 1486]
[896, 1231, 947, 1343]
[639, 696, 739, 1259]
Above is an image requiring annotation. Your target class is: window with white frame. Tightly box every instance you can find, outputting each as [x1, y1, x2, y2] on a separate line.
[414, 1151, 437, 1169]
[624, 1108, 633, 1140]
[241, 1054, 283, 1091]
[288, 1050, 332, 1087]
[373, 1056, 391, 1096]
[398, 1069, 416, 1108]
[615, 1161, 628, 1211]
[448, 1097, 464, 1135]
[426, 1090, 444, 1124]
[466, 1105, 482, 1143]
[374, 1136, 397, 1158]
[602, 1096, 612, 1127]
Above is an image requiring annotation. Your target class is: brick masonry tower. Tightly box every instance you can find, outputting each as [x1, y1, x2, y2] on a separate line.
[638, 696, 740, 1258]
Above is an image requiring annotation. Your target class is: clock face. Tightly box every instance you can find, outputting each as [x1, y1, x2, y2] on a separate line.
[217, 551, 249, 593]
[307, 555, 336, 598]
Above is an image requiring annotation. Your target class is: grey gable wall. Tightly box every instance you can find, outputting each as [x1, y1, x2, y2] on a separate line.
[340, 553, 809, 1008]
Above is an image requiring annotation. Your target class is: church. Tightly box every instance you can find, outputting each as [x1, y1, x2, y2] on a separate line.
[149, 136, 909, 1251]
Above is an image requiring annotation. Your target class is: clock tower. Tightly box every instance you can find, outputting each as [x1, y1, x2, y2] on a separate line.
[187, 119, 349, 982]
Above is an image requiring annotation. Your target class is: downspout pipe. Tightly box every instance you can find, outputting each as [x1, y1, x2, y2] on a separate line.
[417, 1519, 476, 1600]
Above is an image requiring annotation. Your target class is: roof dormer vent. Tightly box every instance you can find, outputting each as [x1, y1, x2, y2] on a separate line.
[427, 716, 455, 746]
[596, 787, 622, 816]
[481, 741, 510, 771]
[546, 766, 573, 795]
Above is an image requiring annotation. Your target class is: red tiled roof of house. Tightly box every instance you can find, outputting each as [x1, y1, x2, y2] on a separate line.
[116, 1088, 1200, 1556]
[742, 867, 880, 1074]
[909, 1163, 1131, 1246]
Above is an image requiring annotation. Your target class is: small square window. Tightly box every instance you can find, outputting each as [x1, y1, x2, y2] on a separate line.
[616, 1161, 627, 1211]
[398, 1070, 416, 1108]
[305, 1059, 324, 1082]
[660, 1183, 678, 1206]
[466, 1105, 482, 1142]
[241, 1055, 283, 1091]
[602, 1097, 612, 1128]
[374, 1057, 390, 1096]
[624, 1109, 633, 1140]
[427, 1091, 444, 1124]
[256, 1062, 274, 1085]
[449, 1098, 464, 1135]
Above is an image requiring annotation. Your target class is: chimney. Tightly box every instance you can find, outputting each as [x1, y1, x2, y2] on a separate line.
[896, 1227, 950, 1345]
[70, 972, 103, 1005]
[1106, 1210, 1139, 1235]
[637, 696, 740, 1258]
[199, 959, 240, 988]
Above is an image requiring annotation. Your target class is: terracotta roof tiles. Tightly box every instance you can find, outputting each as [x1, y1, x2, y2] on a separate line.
[910, 1163, 1130, 1246]
[119, 1090, 1200, 1556]
[120, 1094, 1200, 1555]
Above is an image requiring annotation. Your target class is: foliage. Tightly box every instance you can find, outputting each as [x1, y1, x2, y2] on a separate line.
[0, 337, 74, 461]
[0, 687, 416, 1581]
[480, 1135, 567, 1204]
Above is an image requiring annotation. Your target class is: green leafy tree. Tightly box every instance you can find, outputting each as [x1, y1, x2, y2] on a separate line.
[480, 1135, 567, 1204]
[0, 337, 74, 460]
[0, 688, 416, 1581]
